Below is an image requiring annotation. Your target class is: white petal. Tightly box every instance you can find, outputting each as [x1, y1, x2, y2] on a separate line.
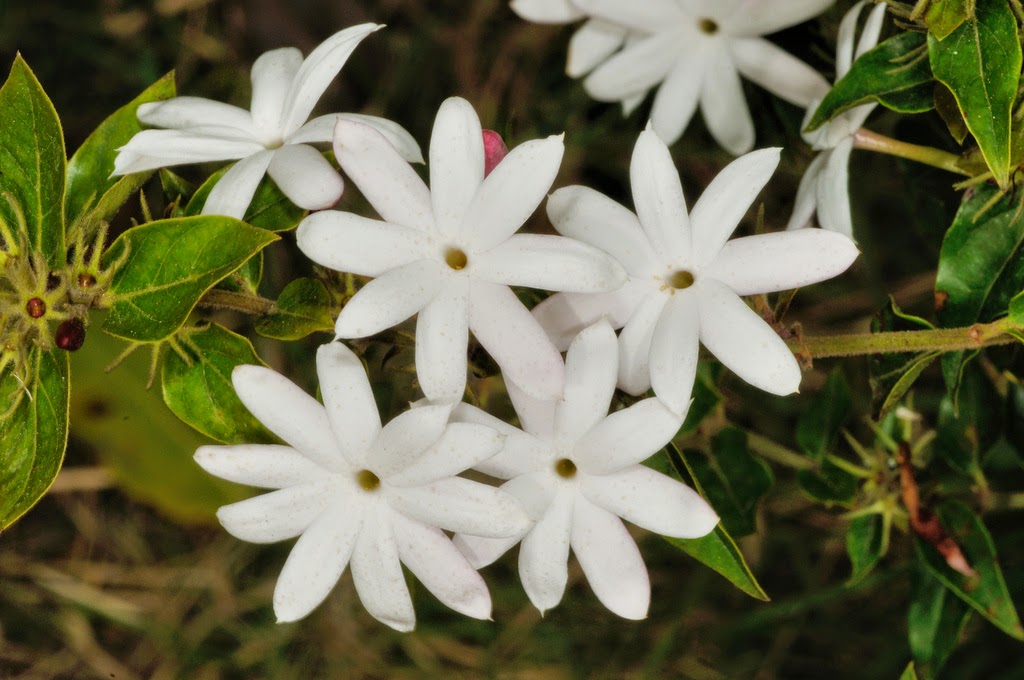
[511, 0, 583, 23]
[570, 495, 649, 619]
[584, 33, 680, 101]
[460, 134, 564, 251]
[280, 23, 383, 136]
[273, 495, 363, 622]
[137, 97, 256, 135]
[334, 259, 444, 338]
[232, 364, 341, 469]
[532, 283, 649, 352]
[835, 0, 867, 79]
[369, 404, 451, 478]
[474, 234, 626, 293]
[697, 279, 801, 395]
[430, 97, 484, 239]
[816, 136, 856, 237]
[699, 45, 755, 156]
[689, 147, 780, 266]
[574, 0, 682, 32]
[784, 152, 827, 231]
[415, 276, 470, 403]
[449, 403, 551, 479]
[567, 19, 627, 78]
[267, 143, 344, 210]
[350, 504, 415, 632]
[389, 422, 503, 487]
[201, 150, 275, 219]
[392, 512, 492, 620]
[547, 185, 657, 277]
[296, 211, 431, 277]
[289, 113, 424, 164]
[631, 127, 690, 263]
[617, 292, 668, 396]
[388, 477, 531, 538]
[581, 465, 718, 538]
[731, 37, 830, 108]
[506, 377, 557, 442]
[501, 472, 559, 519]
[316, 342, 382, 470]
[648, 292, 701, 416]
[250, 47, 302, 136]
[622, 91, 649, 116]
[649, 50, 706, 146]
[452, 533, 523, 569]
[216, 480, 335, 543]
[555, 320, 617, 443]
[856, 2, 889, 62]
[469, 281, 565, 401]
[333, 118, 434, 231]
[519, 489, 574, 614]
[727, 0, 834, 37]
[195, 444, 323, 489]
[706, 229, 859, 295]
[114, 129, 264, 174]
[575, 398, 683, 474]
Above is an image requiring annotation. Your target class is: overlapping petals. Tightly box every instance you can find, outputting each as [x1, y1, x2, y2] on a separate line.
[296, 96, 626, 403]
[194, 342, 530, 631]
[113, 24, 422, 219]
[534, 127, 859, 416]
[453, 320, 718, 619]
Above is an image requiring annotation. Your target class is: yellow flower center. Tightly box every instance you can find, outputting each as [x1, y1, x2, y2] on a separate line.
[698, 18, 719, 34]
[555, 458, 577, 479]
[667, 269, 695, 290]
[356, 469, 381, 492]
[445, 247, 469, 271]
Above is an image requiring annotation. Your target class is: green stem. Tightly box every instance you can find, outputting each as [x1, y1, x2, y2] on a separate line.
[790, 318, 1017, 359]
[198, 289, 274, 316]
[745, 430, 811, 470]
[853, 129, 969, 176]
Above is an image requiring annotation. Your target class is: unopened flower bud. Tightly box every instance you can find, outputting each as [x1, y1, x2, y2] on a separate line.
[25, 297, 46, 318]
[56, 318, 86, 351]
[482, 129, 508, 177]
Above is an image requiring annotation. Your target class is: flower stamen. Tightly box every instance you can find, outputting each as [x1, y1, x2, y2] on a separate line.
[555, 458, 577, 479]
[445, 247, 469, 271]
[667, 270, 695, 290]
[356, 469, 381, 492]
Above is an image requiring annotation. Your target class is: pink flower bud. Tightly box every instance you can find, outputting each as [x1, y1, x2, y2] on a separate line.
[482, 130, 509, 177]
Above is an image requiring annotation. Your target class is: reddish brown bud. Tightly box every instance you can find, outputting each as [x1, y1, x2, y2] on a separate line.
[78, 272, 97, 288]
[25, 297, 46, 318]
[56, 318, 86, 351]
[482, 129, 509, 177]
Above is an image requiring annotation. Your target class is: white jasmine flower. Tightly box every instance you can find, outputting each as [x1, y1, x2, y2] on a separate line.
[194, 342, 530, 631]
[295, 96, 626, 404]
[452, 320, 718, 619]
[113, 24, 422, 219]
[787, 1, 888, 238]
[516, 0, 834, 153]
[533, 127, 859, 415]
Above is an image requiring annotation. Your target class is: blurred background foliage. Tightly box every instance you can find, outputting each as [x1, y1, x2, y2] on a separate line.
[0, 0, 1021, 678]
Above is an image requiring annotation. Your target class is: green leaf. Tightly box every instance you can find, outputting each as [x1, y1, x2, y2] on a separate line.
[935, 364, 997, 479]
[928, 0, 1021, 186]
[255, 277, 336, 341]
[926, 0, 976, 40]
[899, 662, 920, 680]
[797, 459, 858, 505]
[161, 323, 275, 445]
[869, 298, 938, 416]
[933, 82, 969, 145]
[846, 514, 886, 585]
[796, 369, 851, 460]
[70, 322, 245, 524]
[679, 364, 722, 435]
[915, 500, 1024, 640]
[683, 429, 773, 537]
[160, 168, 196, 215]
[806, 32, 934, 131]
[0, 55, 66, 268]
[65, 72, 175, 229]
[101, 216, 277, 342]
[185, 164, 306, 232]
[908, 567, 971, 680]
[0, 347, 70, 530]
[878, 351, 941, 421]
[664, 444, 769, 601]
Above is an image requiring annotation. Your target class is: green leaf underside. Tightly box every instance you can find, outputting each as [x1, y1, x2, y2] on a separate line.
[255, 277, 335, 340]
[70, 323, 245, 524]
[926, 0, 976, 40]
[806, 32, 934, 132]
[186, 164, 306, 232]
[665, 444, 770, 601]
[846, 514, 885, 585]
[935, 365, 997, 479]
[65, 72, 175, 227]
[684, 429, 773, 538]
[797, 459, 858, 505]
[101, 216, 277, 342]
[909, 567, 971, 680]
[0, 55, 66, 267]
[796, 369, 851, 460]
[879, 351, 941, 421]
[915, 500, 1024, 640]
[0, 347, 70, 530]
[161, 323, 276, 444]
[928, 0, 1021, 186]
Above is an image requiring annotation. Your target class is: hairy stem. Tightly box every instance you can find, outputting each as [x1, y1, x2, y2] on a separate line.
[197, 289, 274, 315]
[790, 318, 1017, 358]
[853, 129, 969, 176]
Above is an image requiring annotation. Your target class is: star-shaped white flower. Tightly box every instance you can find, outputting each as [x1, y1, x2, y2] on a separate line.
[533, 127, 859, 415]
[113, 24, 422, 219]
[194, 342, 530, 631]
[787, 1, 888, 238]
[295, 96, 626, 404]
[452, 320, 718, 619]
[514, 0, 834, 154]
